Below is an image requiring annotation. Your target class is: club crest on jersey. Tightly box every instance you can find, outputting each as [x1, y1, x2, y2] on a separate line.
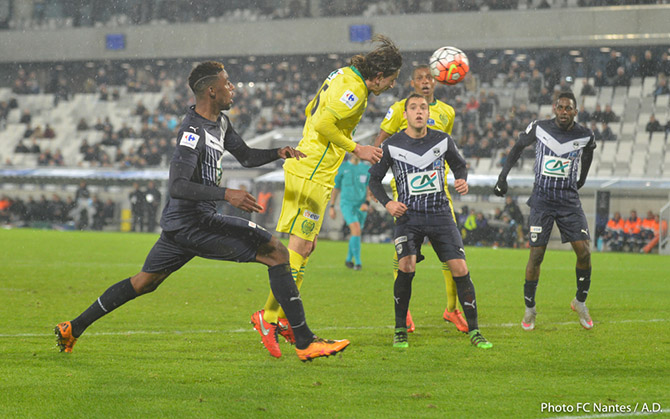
[301, 220, 315, 235]
[340, 90, 359, 109]
[408, 170, 440, 195]
[179, 132, 199, 149]
[384, 108, 394, 120]
[427, 118, 435, 126]
[303, 210, 320, 221]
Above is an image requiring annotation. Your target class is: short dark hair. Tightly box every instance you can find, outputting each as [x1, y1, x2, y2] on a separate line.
[188, 61, 225, 95]
[557, 91, 577, 106]
[404, 92, 427, 111]
[411, 65, 431, 79]
[349, 35, 402, 80]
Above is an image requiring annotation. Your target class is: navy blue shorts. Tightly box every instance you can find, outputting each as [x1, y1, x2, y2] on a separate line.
[393, 223, 465, 262]
[142, 214, 273, 273]
[527, 204, 590, 247]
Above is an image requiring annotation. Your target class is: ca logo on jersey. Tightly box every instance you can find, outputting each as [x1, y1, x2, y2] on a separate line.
[408, 170, 440, 195]
[541, 155, 571, 178]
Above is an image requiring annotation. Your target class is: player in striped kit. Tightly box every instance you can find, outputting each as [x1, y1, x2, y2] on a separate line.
[493, 91, 596, 331]
[368, 93, 492, 349]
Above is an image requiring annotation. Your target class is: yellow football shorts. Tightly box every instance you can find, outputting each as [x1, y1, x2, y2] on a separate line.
[276, 172, 332, 241]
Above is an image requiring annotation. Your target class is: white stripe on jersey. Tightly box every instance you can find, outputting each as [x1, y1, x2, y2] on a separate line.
[387, 136, 450, 169]
[536, 125, 591, 156]
[205, 129, 224, 153]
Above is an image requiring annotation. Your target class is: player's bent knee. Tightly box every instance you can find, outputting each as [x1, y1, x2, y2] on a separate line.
[131, 272, 169, 295]
[256, 236, 289, 266]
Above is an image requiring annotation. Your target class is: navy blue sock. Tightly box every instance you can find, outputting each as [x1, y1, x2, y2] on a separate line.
[524, 280, 538, 308]
[576, 267, 592, 303]
[71, 277, 137, 338]
[453, 273, 478, 331]
[268, 263, 314, 349]
[394, 270, 415, 329]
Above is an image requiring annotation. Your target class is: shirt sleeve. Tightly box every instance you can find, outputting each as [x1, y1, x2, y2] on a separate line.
[368, 144, 393, 206]
[445, 136, 468, 181]
[222, 116, 280, 167]
[379, 102, 403, 135]
[498, 120, 537, 180]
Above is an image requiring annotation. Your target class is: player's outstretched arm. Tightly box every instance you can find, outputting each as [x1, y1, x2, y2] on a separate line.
[353, 144, 383, 165]
[494, 134, 534, 196]
[277, 146, 306, 160]
[224, 189, 263, 213]
[453, 178, 469, 195]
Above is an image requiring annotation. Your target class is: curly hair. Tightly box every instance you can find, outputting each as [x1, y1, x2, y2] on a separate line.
[188, 61, 225, 95]
[349, 35, 402, 81]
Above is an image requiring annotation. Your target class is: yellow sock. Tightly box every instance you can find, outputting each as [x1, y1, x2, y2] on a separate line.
[442, 261, 458, 312]
[274, 250, 307, 320]
[392, 252, 399, 280]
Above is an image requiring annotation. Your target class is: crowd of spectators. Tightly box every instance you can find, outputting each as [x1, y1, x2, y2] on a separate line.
[457, 196, 527, 248]
[0, 191, 117, 231]
[2, 0, 667, 31]
[601, 209, 667, 253]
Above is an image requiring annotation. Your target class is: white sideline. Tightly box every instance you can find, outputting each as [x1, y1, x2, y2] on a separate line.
[1, 318, 668, 338]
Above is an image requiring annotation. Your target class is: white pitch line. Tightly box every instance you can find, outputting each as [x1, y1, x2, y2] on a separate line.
[1, 318, 668, 338]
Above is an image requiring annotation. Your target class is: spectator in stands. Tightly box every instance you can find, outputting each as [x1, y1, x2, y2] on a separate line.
[19, 109, 32, 124]
[589, 122, 602, 142]
[528, 68, 544, 103]
[660, 52, 670, 76]
[602, 104, 619, 123]
[14, 140, 30, 153]
[611, 66, 631, 87]
[52, 149, 64, 166]
[37, 150, 52, 166]
[623, 210, 642, 252]
[640, 49, 658, 79]
[23, 123, 35, 139]
[645, 114, 664, 133]
[591, 104, 604, 123]
[601, 122, 616, 142]
[117, 123, 136, 139]
[653, 77, 670, 98]
[605, 50, 622, 81]
[76, 118, 89, 131]
[593, 69, 607, 87]
[29, 139, 41, 154]
[537, 86, 553, 106]
[577, 105, 591, 123]
[43, 124, 56, 139]
[579, 79, 596, 96]
[461, 133, 478, 158]
[626, 53, 641, 78]
[474, 137, 493, 158]
[603, 211, 624, 251]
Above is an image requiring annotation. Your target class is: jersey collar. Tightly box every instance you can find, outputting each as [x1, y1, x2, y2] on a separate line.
[350, 66, 369, 94]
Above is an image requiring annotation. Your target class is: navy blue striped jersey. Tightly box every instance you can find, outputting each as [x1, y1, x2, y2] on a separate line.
[520, 119, 595, 205]
[161, 105, 277, 231]
[369, 129, 467, 225]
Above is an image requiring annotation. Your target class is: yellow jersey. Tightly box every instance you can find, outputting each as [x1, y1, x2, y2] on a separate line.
[284, 66, 369, 187]
[380, 98, 455, 135]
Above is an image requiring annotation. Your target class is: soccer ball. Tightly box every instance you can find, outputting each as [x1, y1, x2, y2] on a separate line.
[429, 46, 470, 85]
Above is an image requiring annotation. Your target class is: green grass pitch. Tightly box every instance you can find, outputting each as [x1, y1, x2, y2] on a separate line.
[1, 229, 668, 418]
